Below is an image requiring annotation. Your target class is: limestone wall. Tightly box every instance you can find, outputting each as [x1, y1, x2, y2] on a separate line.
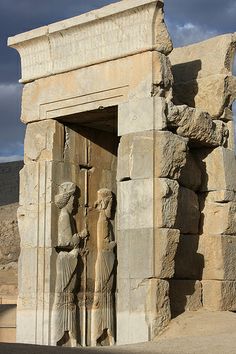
[169, 34, 236, 315]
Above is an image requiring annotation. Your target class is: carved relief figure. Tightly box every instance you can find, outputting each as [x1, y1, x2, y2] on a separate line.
[52, 182, 88, 347]
[91, 188, 116, 346]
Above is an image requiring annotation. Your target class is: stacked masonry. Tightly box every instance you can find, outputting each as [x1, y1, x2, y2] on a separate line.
[170, 34, 236, 313]
[7, 0, 236, 347]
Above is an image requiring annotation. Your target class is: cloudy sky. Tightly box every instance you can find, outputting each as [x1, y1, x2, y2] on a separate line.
[0, 0, 235, 162]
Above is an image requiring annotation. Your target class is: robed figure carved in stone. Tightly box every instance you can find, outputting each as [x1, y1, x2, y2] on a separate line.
[52, 182, 88, 347]
[91, 188, 116, 346]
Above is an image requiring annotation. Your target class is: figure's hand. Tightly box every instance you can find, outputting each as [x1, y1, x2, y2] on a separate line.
[109, 241, 116, 249]
[80, 228, 89, 239]
[72, 233, 80, 247]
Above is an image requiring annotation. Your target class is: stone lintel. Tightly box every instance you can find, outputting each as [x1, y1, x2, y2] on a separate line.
[8, 0, 172, 83]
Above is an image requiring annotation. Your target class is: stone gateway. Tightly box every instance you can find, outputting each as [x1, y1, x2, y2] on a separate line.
[8, 0, 236, 348]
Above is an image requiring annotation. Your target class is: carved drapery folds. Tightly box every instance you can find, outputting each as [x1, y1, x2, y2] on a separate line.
[52, 183, 116, 347]
[52, 182, 88, 347]
[91, 188, 116, 346]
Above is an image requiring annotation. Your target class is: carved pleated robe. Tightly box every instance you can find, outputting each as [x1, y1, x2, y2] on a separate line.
[91, 209, 115, 345]
[52, 249, 78, 344]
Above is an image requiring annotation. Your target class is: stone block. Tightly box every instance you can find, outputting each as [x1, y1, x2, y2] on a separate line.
[202, 280, 236, 311]
[19, 161, 79, 206]
[117, 228, 154, 279]
[18, 203, 58, 248]
[196, 147, 236, 192]
[200, 201, 236, 235]
[226, 121, 235, 151]
[155, 178, 179, 229]
[169, 280, 202, 318]
[198, 235, 236, 280]
[175, 234, 204, 280]
[170, 34, 236, 82]
[117, 179, 154, 230]
[24, 120, 64, 163]
[9, 0, 172, 83]
[178, 151, 201, 191]
[172, 75, 236, 119]
[118, 96, 167, 136]
[170, 34, 236, 117]
[203, 190, 236, 203]
[167, 103, 228, 147]
[117, 132, 154, 181]
[18, 247, 53, 297]
[154, 228, 180, 279]
[117, 131, 187, 181]
[118, 228, 179, 279]
[117, 278, 170, 344]
[176, 187, 200, 234]
[145, 278, 171, 339]
[154, 132, 187, 181]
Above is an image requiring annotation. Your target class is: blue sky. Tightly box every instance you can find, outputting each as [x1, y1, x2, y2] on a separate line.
[0, 0, 235, 162]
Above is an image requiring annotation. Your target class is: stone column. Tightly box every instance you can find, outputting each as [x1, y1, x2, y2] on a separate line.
[17, 120, 78, 344]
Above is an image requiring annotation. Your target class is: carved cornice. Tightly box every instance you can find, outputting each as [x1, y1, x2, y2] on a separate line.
[8, 0, 172, 83]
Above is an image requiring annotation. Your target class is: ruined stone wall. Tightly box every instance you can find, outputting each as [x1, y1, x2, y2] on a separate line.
[169, 33, 236, 314]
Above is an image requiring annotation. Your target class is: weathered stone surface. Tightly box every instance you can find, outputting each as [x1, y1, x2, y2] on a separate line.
[117, 179, 154, 230]
[0, 204, 20, 267]
[20, 51, 167, 124]
[198, 235, 236, 280]
[118, 228, 179, 280]
[174, 234, 204, 280]
[8, 0, 172, 83]
[117, 132, 153, 181]
[202, 280, 236, 311]
[201, 190, 236, 203]
[195, 147, 236, 192]
[178, 151, 201, 191]
[117, 131, 187, 181]
[118, 96, 167, 136]
[117, 278, 171, 344]
[145, 279, 171, 339]
[200, 201, 236, 235]
[172, 75, 236, 118]
[169, 33, 236, 117]
[154, 132, 187, 181]
[169, 280, 202, 317]
[225, 121, 235, 151]
[24, 120, 64, 163]
[17, 203, 58, 249]
[155, 178, 179, 229]
[176, 187, 200, 234]
[19, 161, 78, 206]
[118, 178, 179, 231]
[154, 229, 180, 279]
[167, 103, 228, 147]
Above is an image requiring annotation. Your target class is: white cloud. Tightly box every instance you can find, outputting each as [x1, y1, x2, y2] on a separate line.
[0, 155, 23, 163]
[167, 21, 218, 47]
[0, 83, 21, 98]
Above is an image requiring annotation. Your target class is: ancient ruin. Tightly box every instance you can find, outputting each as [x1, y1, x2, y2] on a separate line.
[6, 0, 236, 348]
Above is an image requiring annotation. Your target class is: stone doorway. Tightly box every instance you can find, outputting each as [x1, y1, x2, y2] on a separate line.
[53, 107, 119, 347]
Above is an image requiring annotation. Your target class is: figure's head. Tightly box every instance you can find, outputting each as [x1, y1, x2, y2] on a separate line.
[55, 182, 76, 212]
[95, 188, 113, 213]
